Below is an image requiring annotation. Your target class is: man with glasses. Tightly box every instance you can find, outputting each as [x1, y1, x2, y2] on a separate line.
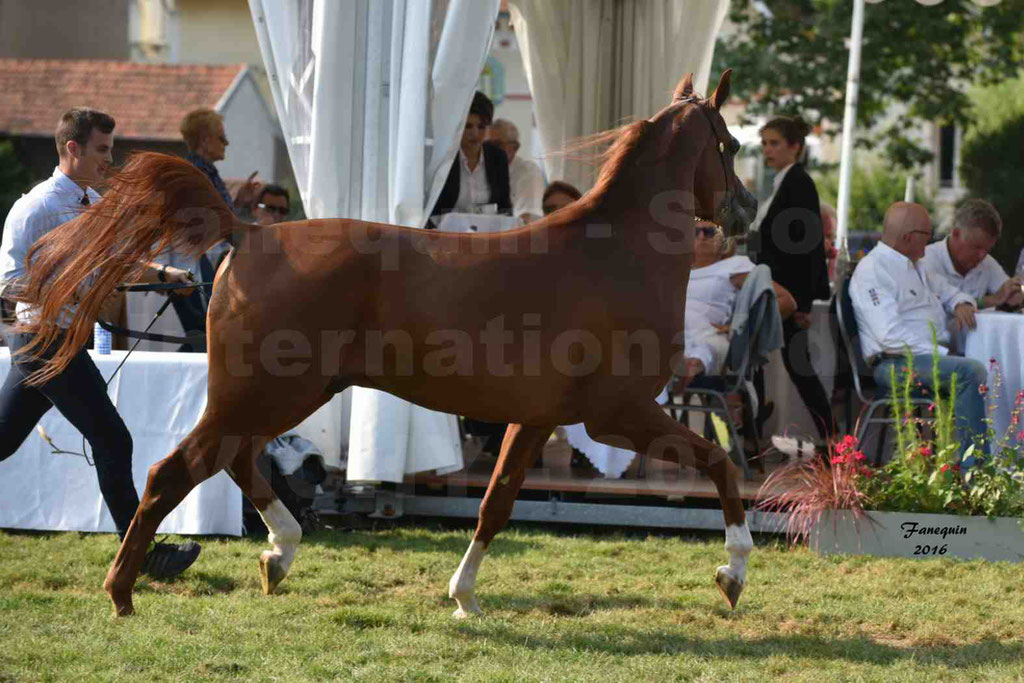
[850, 202, 986, 466]
[253, 184, 291, 226]
[486, 119, 544, 224]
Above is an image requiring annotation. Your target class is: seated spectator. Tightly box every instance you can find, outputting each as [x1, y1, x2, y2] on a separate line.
[541, 181, 582, 216]
[254, 183, 291, 226]
[921, 198, 1023, 309]
[685, 222, 796, 378]
[850, 202, 985, 466]
[486, 119, 545, 223]
[430, 91, 511, 221]
[821, 202, 839, 284]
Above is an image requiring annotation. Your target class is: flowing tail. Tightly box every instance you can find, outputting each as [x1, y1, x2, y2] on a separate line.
[14, 152, 243, 384]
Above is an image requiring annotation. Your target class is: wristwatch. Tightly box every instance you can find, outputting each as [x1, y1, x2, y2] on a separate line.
[157, 265, 167, 283]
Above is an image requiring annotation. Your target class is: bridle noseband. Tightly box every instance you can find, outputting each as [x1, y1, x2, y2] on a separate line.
[675, 96, 734, 221]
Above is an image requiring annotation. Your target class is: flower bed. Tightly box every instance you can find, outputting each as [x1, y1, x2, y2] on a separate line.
[759, 344, 1024, 562]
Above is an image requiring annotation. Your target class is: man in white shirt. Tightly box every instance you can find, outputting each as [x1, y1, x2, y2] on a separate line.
[850, 202, 987, 466]
[486, 119, 545, 223]
[921, 199, 1022, 309]
[0, 108, 199, 577]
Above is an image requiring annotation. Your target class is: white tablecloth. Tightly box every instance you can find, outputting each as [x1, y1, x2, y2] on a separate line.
[434, 212, 520, 233]
[0, 349, 346, 535]
[964, 311, 1024, 451]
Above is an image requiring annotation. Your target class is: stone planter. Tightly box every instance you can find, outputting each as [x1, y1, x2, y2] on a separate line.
[812, 510, 1024, 562]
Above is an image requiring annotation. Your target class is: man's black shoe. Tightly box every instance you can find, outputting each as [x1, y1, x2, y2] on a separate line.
[141, 540, 201, 579]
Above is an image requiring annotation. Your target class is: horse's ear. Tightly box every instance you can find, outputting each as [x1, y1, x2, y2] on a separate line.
[673, 73, 694, 101]
[709, 69, 732, 110]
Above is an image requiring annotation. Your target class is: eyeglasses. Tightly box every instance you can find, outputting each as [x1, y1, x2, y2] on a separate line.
[696, 226, 719, 239]
[256, 203, 289, 216]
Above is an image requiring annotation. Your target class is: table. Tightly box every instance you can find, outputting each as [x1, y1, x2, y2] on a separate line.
[434, 212, 520, 233]
[964, 311, 1024, 452]
[0, 349, 346, 535]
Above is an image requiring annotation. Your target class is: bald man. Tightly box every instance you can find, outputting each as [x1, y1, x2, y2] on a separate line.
[486, 119, 545, 223]
[850, 202, 987, 466]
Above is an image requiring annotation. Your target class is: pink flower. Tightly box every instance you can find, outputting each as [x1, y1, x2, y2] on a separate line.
[919, 445, 932, 457]
[1017, 429, 1024, 442]
[853, 452, 867, 462]
[831, 456, 846, 465]
[927, 403, 936, 412]
[1012, 415, 1020, 427]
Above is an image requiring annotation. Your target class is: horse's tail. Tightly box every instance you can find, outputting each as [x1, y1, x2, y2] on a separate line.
[15, 152, 243, 384]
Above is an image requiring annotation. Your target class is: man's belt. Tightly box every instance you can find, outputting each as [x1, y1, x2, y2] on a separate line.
[868, 352, 906, 368]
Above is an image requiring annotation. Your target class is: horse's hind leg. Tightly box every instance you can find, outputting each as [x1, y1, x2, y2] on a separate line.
[225, 444, 301, 596]
[104, 415, 253, 616]
[449, 423, 553, 618]
[586, 402, 752, 609]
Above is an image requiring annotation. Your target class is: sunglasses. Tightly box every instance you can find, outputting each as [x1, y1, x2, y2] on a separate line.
[695, 226, 719, 239]
[256, 203, 289, 216]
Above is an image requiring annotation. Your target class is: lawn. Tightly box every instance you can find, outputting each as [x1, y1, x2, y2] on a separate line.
[1, 520, 1022, 682]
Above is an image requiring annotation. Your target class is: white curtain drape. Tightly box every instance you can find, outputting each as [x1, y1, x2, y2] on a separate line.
[508, 0, 728, 191]
[249, 0, 500, 483]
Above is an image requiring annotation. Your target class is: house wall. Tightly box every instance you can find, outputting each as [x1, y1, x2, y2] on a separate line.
[217, 74, 278, 183]
[0, 0, 131, 60]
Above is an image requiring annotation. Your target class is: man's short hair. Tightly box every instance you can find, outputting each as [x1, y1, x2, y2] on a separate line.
[469, 91, 494, 126]
[953, 198, 1002, 239]
[542, 180, 583, 204]
[490, 118, 518, 143]
[257, 183, 290, 209]
[180, 108, 223, 153]
[55, 108, 115, 159]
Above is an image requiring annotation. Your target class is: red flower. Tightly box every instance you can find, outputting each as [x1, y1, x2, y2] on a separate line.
[1016, 429, 1024, 442]
[927, 403, 935, 412]
[979, 384, 989, 396]
[953, 464, 961, 472]
[919, 445, 932, 457]
[940, 464, 949, 473]
[853, 452, 867, 462]
[831, 455, 846, 465]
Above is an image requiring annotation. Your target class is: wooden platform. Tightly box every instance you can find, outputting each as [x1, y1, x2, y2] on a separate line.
[408, 434, 774, 503]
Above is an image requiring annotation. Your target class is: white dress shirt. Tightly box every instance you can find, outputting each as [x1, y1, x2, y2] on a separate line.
[0, 167, 99, 324]
[509, 155, 544, 220]
[850, 241, 975, 360]
[921, 237, 1008, 302]
[455, 149, 492, 212]
[749, 162, 794, 233]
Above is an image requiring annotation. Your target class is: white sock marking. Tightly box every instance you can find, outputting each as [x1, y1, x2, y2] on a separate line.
[259, 499, 302, 573]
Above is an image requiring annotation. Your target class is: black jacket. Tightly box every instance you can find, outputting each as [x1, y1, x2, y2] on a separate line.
[753, 163, 830, 312]
[430, 142, 512, 220]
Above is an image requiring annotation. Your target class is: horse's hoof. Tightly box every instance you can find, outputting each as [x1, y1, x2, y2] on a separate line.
[105, 580, 135, 617]
[451, 595, 483, 619]
[715, 566, 744, 610]
[259, 551, 287, 595]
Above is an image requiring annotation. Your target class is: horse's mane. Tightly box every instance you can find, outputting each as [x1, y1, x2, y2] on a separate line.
[543, 95, 704, 225]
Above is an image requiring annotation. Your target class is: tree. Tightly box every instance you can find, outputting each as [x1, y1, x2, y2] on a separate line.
[715, 0, 1024, 169]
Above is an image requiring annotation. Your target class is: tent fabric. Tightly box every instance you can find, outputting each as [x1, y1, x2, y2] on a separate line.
[508, 0, 728, 190]
[250, 0, 500, 483]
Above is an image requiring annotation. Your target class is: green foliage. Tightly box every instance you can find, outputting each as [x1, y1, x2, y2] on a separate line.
[860, 338, 1024, 519]
[960, 107, 1024, 275]
[0, 140, 31, 223]
[813, 163, 932, 233]
[715, 0, 1024, 169]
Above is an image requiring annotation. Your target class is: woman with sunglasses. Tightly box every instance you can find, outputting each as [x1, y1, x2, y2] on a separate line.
[750, 115, 833, 441]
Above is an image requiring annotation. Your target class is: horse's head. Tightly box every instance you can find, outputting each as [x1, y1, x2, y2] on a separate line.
[647, 70, 757, 238]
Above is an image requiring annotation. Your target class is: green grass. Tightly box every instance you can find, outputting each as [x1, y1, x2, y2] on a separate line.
[1, 521, 1022, 682]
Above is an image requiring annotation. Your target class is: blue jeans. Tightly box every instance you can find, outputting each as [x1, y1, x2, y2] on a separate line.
[874, 355, 988, 468]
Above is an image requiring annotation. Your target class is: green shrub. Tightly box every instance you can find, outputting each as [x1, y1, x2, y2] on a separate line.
[0, 140, 31, 225]
[813, 163, 933, 234]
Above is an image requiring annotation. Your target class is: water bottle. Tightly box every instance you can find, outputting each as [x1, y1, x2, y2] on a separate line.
[93, 322, 111, 355]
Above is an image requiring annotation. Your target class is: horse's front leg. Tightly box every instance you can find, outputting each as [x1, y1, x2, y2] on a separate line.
[449, 423, 553, 618]
[585, 401, 752, 609]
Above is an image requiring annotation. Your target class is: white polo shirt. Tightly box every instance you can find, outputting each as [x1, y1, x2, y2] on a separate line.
[850, 241, 975, 360]
[509, 155, 544, 220]
[0, 167, 99, 324]
[921, 236, 1007, 302]
[455, 149, 492, 212]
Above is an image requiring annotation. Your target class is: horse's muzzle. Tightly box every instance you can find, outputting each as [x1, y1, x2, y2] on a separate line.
[717, 184, 758, 238]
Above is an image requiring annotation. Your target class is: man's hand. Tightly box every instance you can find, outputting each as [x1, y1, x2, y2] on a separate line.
[711, 322, 730, 335]
[162, 266, 196, 298]
[953, 301, 977, 330]
[234, 171, 260, 211]
[990, 277, 1023, 307]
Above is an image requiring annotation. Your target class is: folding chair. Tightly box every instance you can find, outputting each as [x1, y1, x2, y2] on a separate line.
[835, 277, 933, 465]
[665, 288, 774, 480]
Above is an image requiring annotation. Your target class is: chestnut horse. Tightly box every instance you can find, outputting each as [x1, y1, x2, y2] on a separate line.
[19, 70, 757, 617]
